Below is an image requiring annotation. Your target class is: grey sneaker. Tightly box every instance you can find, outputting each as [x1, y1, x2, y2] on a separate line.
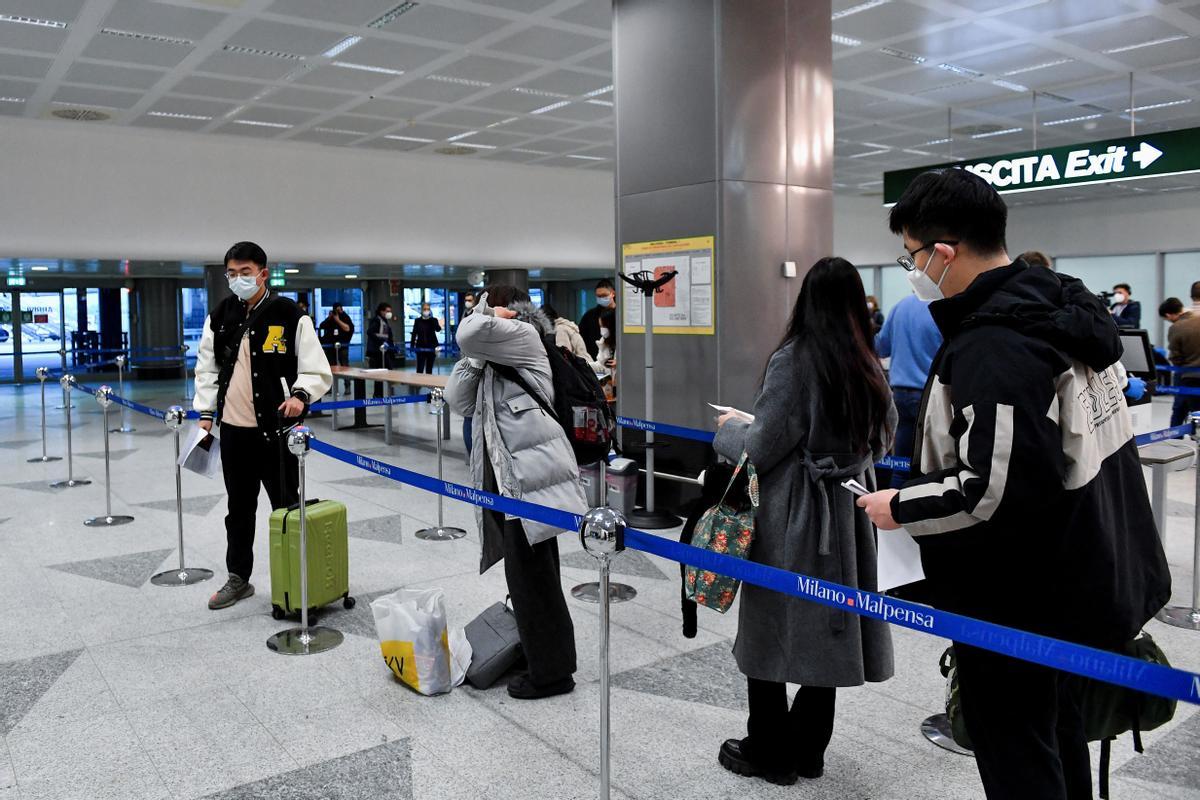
[208, 575, 254, 610]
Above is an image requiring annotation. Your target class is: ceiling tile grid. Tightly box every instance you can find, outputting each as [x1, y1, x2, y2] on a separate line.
[0, 0, 1195, 198]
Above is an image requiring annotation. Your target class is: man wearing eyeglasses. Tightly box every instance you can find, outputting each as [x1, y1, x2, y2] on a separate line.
[193, 241, 331, 611]
[856, 170, 1168, 800]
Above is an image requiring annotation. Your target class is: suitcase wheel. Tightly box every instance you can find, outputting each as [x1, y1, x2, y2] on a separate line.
[343, 595, 356, 610]
[271, 605, 285, 621]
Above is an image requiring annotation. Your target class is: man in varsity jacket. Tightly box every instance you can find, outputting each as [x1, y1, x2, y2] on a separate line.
[857, 170, 1169, 800]
[193, 242, 332, 610]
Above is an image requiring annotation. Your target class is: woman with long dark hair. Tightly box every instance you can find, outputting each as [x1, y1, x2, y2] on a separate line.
[712, 257, 897, 785]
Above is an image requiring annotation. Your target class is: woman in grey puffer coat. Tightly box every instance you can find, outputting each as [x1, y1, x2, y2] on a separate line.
[444, 285, 588, 700]
[711, 258, 896, 786]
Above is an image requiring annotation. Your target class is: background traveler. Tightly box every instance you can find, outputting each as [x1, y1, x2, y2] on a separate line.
[1021, 250, 1053, 269]
[875, 292, 942, 489]
[543, 304, 604, 373]
[866, 295, 884, 334]
[367, 302, 395, 397]
[1110, 283, 1141, 329]
[579, 278, 617, 360]
[193, 241, 332, 611]
[857, 169, 1170, 800]
[411, 301, 442, 375]
[444, 285, 587, 700]
[712, 257, 896, 787]
[1159, 296, 1200, 426]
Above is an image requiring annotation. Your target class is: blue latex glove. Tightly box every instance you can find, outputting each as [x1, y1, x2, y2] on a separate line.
[1125, 376, 1147, 401]
[1154, 346, 1168, 359]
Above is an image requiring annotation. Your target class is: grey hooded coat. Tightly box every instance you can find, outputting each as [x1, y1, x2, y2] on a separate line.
[712, 340, 896, 687]
[444, 297, 588, 574]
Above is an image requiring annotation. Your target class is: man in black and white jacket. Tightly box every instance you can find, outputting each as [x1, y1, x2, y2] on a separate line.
[194, 241, 331, 611]
[858, 170, 1169, 800]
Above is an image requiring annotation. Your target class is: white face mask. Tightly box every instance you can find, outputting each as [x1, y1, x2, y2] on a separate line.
[384, 311, 394, 320]
[464, 301, 474, 310]
[596, 295, 613, 308]
[600, 328, 610, 339]
[1114, 292, 1128, 304]
[227, 274, 261, 301]
[907, 249, 949, 302]
[421, 310, 431, 318]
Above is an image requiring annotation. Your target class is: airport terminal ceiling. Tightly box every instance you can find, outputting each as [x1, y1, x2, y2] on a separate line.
[0, 0, 1197, 207]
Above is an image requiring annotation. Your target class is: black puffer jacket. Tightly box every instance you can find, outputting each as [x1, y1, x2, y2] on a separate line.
[892, 260, 1170, 648]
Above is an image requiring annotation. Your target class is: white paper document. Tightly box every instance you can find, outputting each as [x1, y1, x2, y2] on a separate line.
[876, 528, 925, 592]
[178, 424, 221, 479]
[708, 403, 754, 422]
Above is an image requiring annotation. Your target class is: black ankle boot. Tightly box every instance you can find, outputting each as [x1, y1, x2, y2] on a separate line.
[718, 739, 798, 786]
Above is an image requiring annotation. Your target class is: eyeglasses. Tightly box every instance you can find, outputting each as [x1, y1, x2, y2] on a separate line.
[225, 267, 259, 280]
[897, 240, 958, 272]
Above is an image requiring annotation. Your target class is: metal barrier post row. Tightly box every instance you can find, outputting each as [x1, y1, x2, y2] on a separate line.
[110, 355, 135, 433]
[267, 427, 344, 655]
[49, 375, 90, 488]
[1157, 412, 1200, 631]
[416, 389, 467, 541]
[84, 386, 134, 527]
[580, 507, 627, 800]
[573, 460, 637, 604]
[150, 407, 213, 587]
[27, 367, 62, 464]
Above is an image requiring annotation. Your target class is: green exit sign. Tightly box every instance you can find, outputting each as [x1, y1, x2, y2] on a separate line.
[883, 126, 1200, 205]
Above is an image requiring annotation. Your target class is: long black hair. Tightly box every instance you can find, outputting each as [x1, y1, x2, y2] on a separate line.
[777, 257, 891, 453]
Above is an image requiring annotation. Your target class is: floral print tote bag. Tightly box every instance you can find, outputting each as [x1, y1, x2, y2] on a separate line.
[684, 452, 759, 613]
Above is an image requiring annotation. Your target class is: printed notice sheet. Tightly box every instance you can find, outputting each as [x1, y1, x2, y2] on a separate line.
[621, 236, 715, 335]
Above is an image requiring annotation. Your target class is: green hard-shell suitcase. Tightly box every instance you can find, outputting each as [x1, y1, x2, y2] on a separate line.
[268, 499, 355, 621]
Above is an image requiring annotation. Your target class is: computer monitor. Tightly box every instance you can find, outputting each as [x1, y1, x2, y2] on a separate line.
[1118, 329, 1155, 378]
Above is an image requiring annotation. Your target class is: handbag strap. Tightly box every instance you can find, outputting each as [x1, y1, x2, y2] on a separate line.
[717, 452, 759, 509]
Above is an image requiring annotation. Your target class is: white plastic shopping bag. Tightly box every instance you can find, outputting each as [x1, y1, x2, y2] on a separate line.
[370, 588, 472, 696]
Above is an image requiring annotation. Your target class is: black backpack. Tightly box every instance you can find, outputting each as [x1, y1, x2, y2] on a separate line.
[490, 333, 615, 465]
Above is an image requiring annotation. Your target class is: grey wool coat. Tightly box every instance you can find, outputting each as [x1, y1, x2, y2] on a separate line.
[444, 296, 588, 574]
[712, 340, 897, 687]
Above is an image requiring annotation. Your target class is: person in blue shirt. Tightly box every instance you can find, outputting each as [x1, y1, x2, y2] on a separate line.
[875, 292, 943, 489]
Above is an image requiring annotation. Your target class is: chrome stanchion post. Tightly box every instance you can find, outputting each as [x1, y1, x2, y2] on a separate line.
[580, 507, 626, 800]
[331, 342, 341, 431]
[110, 355, 135, 433]
[573, 459, 638, 603]
[27, 367, 62, 463]
[1157, 411, 1200, 630]
[150, 407, 213, 587]
[383, 376, 393, 446]
[49, 375, 90, 488]
[85, 386, 134, 527]
[268, 427, 344, 655]
[921, 713, 973, 756]
[54, 348, 74, 409]
[416, 389, 467, 541]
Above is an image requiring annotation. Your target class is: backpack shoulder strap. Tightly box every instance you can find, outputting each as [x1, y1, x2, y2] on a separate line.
[488, 360, 559, 423]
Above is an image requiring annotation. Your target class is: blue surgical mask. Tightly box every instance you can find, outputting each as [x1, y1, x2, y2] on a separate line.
[596, 295, 613, 307]
[227, 275, 260, 301]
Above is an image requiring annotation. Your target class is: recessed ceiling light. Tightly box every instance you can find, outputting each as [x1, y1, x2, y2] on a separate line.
[445, 130, 480, 142]
[567, 154, 606, 161]
[1124, 99, 1192, 112]
[457, 142, 496, 150]
[832, 0, 889, 20]
[831, 33, 862, 46]
[1041, 113, 1103, 126]
[1003, 58, 1073, 76]
[102, 28, 193, 46]
[530, 100, 572, 115]
[323, 36, 362, 58]
[284, 268, 300, 274]
[1103, 35, 1189, 54]
[314, 127, 366, 136]
[148, 111, 212, 121]
[0, 14, 68, 29]
[512, 87, 568, 98]
[848, 148, 891, 158]
[223, 44, 303, 60]
[513, 148, 550, 155]
[224, 105, 247, 118]
[485, 117, 520, 129]
[992, 79, 1029, 92]
[971, 126, 1023, 139]
[878, 47, 926, 64]
[233, 119, 292, 129]
[923, 137, 952, 145]
[368, 2, 419, 29]
[30, 266, 49, 271]
[583, 85, 614, 98]
[384, 134, 434, 143]
[0, 97, 25, 103]
[586, 99, 614, 107]
[938, 63, 983, 78]
[427, 75, 491, 87]
[345, 274, 359, 279]
[333, 61, 403, 76]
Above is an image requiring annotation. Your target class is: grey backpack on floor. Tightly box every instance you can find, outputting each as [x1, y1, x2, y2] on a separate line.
[464, 600, 523, 689]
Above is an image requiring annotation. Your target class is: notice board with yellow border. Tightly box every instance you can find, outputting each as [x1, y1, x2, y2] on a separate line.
[621, 236, 715, 336]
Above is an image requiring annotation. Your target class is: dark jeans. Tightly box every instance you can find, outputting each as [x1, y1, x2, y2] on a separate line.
[415, 350, 436, 374]
[744, 678, 836, 771]
[887, 386, 923, 489]
[219, 424, 298, 581]
[323, 344, 350, 368]
[1170, 379, 1200, 427]
[955, 643, 1091, 800]
[463, 416, 473, 455]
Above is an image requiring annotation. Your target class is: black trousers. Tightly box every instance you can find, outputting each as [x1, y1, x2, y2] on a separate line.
[219, 424, 298, 581]
[745, 678, 836, 771]
[955, 643, 1091, 800]
[499, 519, 577, 686]
[367, 349, 392, 397]
[415, 350, 436, 374]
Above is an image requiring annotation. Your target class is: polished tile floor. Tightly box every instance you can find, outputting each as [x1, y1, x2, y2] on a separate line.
[0, 380, 1197, 799]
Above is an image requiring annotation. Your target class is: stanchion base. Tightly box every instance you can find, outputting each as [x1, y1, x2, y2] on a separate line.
[150, 567, 214, 586]
[110, 426, 136, 433]
[49, 478, 92, 488]
[266, 626, 344, 655]
[85, 514, 134, 527]
[1155, 605, 1200, 630]
[415, 526, 467, 541]
[920, 714, 973, 756]
[54, 404, 76, 410]
[626, 507, 681, 529]
[27, 455, 62, 463]
[572, 581, 638, 603]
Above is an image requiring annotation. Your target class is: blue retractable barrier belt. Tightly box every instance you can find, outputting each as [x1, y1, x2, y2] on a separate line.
[310, 394, 430, 411]
[1155, 385, 1200, 397]
[1157, 365, 1200, 374]
[309, 437, 1200, 705]
[1136, 425, 1194, 446]
[617, 415, 716, 444]
[70, 382, 200, 420]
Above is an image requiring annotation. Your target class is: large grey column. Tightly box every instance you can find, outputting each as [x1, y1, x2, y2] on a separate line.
[615, 0, 833, 430]
[204, 264, 230, 312]
[132, 279, 183, 379]
[486, 269, 529, 293]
